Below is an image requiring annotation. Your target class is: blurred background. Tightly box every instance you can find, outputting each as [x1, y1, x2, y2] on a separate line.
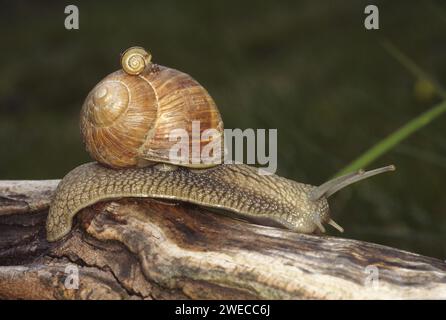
[0, 0, 445, 258]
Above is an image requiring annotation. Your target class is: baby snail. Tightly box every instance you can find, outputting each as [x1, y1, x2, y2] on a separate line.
[46, 46, 396, 242]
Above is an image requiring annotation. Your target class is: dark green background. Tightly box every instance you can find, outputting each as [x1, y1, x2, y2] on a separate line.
[1, 1, 445, 258]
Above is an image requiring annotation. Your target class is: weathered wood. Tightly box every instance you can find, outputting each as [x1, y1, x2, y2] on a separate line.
[0, 180, 445, 299]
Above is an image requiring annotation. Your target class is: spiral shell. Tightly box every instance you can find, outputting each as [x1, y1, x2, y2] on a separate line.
[121, 47, 152, 75]
[80, 47, 224, 169]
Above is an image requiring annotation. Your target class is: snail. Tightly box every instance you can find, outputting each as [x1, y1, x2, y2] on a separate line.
[46, 47, 396, 242]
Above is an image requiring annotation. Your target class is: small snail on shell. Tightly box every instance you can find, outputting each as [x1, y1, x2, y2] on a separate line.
[46, 46, 395, 242]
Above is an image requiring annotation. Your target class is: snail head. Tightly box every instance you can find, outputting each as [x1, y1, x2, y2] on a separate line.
[291, 165, 396, 234]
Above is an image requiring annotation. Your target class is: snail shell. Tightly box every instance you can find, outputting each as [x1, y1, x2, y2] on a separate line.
[80, 47, 224, 169]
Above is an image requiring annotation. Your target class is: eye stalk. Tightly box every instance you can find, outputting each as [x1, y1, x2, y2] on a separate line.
[310, 165, 396, 201]
[307, 165, 396, 234]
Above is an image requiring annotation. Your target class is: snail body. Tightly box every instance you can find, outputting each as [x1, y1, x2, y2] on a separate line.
[46, 47, 395, 242]
[47, 162, 325, 241]
[46, 162, 394, 241]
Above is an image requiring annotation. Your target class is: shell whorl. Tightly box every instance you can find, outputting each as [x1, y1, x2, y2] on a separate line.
[85, 81, 130, 126]
[80, 71, 158, 168]
[121, 47, 152, 75]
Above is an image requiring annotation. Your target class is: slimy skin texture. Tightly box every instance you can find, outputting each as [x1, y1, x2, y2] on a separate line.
[46, 162, 329, 242]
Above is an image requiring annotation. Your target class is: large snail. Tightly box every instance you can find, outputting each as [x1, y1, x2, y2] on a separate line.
[46, 47, 395, 242]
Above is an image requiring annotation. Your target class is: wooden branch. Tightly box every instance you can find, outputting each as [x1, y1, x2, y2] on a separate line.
[0, 180, 445, 299]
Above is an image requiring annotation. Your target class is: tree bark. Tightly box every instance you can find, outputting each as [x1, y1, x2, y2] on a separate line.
[0, 180, 445, 299]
